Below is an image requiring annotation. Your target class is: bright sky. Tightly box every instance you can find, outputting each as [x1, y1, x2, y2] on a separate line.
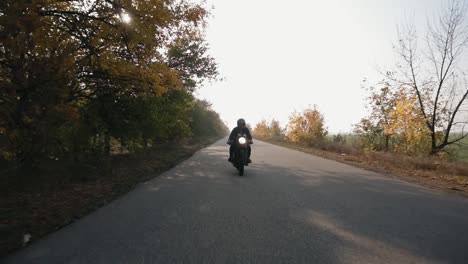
[196, 0, 445, 133]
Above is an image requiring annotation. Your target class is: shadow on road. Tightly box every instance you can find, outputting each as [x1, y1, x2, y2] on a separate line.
[4, 140, 468, 263]
[145, 142, 468, 263]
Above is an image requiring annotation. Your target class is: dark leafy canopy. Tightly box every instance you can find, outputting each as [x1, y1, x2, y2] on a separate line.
[0, 0, 224, 166]
[190, 99, 228, 138]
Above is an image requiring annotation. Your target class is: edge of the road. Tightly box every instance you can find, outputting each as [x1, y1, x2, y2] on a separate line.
[1, 136, 226, 260]
[254, 138, 468, 199]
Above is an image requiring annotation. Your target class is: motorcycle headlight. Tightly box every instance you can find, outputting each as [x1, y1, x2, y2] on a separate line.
[238, 137, 247, 144]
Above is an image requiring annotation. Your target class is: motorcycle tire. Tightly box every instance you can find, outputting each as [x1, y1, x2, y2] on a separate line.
[239, 149, 245, 176]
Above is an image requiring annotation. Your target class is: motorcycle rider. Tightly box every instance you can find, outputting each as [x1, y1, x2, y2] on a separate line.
[228, 118, 253, 163]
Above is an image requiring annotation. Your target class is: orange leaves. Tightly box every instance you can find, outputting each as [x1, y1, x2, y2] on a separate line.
[385, 89, 431, 154]
[253, 119, 284, 139]
[358, 79, 433, 154]
[287, 105, 327, 144]
[253, 119, 270, 137]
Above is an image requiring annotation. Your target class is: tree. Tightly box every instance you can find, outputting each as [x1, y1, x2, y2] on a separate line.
[361, 79, 398, 150]
[190, 99, 228, 138]
[287, 105, 327, 145]
[354, 118, 387, 151]
[252, 118, 284, 138]
[0, 0, 218, 166]
[390, 0, 468, 154]
[253, 119, 270, 137]
[332, 133, 347, 144]
[385, 88, 432, 154]
[269, 119, 283, 137]
[358, 80, 433, 154]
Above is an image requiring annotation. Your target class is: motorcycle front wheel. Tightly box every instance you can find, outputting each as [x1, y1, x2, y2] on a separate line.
[238, 149, 245, 176]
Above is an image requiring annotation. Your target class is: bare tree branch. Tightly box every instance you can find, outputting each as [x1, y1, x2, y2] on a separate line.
[394, 0, 468, 153]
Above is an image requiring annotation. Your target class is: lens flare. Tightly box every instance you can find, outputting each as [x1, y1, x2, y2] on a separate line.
[121, 12, 131, 23]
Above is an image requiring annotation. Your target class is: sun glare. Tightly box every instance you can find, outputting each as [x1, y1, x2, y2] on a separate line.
[121, 12, 131, 23]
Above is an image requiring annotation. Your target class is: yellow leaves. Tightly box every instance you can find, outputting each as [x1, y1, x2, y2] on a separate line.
[253, 119, 283, 138]
[253, 119, 270, 137]
[1, 0, 217, 164]
[287, 105, 327, 143]
[287, 111, 308, 143]
[385, 89, 431, 154]
[149, 63, 182, 95]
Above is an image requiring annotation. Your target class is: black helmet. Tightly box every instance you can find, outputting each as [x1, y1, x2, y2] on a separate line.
[237, 118, 246, 127]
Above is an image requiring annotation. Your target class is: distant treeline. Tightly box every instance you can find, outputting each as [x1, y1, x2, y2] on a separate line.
[0, 0, 227, 168]
[253, 100, 467, 159]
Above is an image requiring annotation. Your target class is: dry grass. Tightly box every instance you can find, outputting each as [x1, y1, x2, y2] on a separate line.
[318, 141, 362, 156]
[366, 152, 468, 178]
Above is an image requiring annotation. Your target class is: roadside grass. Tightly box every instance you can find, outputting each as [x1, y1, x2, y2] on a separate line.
[256, 136, 468, 194]
[447, 136, 468, 161]
[0, 136, 222, 257]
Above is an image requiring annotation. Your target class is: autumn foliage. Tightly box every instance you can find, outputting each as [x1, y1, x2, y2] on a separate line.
[252, 119, 283, 138]
[287, 106, 328, 145]
[253, 106, 328, 147]
[355, 81, 433, 155]
[385, 89, 432, 154]
[0, 0, 226, 168]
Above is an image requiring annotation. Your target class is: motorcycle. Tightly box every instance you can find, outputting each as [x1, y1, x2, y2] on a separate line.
[228, 133, 252, 176]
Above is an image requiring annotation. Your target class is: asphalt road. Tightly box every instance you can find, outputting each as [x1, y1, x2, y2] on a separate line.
[3, 139, 468, 264]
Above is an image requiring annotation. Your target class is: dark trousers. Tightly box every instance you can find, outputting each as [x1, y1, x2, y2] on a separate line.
[230, 145, 251, 159]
